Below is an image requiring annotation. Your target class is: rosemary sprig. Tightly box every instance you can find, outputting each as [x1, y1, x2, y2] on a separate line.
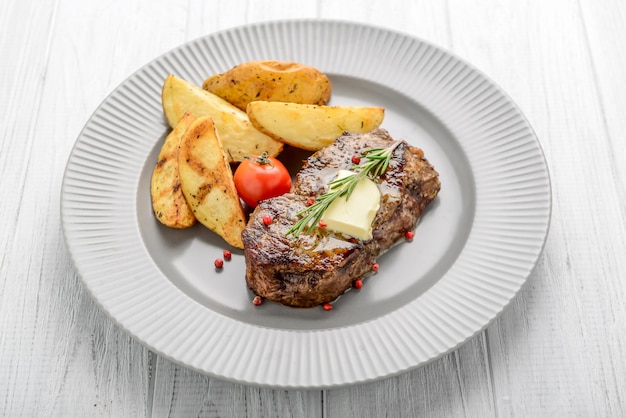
[286, 141, 402, 238]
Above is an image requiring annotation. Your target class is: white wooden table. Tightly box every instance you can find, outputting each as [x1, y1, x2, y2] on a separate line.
[2, 0, 625, 416]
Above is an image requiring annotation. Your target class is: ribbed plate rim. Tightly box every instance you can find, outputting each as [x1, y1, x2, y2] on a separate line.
[61, 19, 551, 389]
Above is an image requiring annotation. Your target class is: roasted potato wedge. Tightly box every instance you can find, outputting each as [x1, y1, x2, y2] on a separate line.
[162, 74, 283, 162]
[178, 116, 246, 249]
[247, 101, 385, 151]
[203, 60, 331, 111]
[150, 112, 197, 229]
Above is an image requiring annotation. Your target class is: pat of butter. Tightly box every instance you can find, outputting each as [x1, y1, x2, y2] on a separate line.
[322, 170, 381, 240]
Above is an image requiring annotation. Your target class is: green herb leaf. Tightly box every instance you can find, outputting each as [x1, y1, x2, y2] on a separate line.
[286, 141, 401, 238]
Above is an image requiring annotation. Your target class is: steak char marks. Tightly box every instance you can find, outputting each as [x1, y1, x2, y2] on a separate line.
[242, 129, 440, 308]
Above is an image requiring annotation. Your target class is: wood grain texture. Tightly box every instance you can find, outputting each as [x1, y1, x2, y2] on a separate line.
[1, 0, 625, 416]
[151, 357, 321, 418]
[325, 334, 497, 417]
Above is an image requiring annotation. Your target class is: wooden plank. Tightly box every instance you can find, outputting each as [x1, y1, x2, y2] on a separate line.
[319, 0, 452, 44]
[579, 0, 626, 216]
[151, 357, 321, 418]
[182, 0, 320, 36]
[564, 1, 626, 416]
[325, 335, 496, 417]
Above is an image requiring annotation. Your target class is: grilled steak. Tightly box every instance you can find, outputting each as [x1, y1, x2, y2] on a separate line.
[242, 129, 440, 308]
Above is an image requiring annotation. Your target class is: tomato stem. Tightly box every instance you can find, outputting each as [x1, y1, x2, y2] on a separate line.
[245, 151, 273, 166]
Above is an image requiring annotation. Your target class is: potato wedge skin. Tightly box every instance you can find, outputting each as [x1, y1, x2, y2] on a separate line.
[203, 60, 332, 111]
[247, 101, 385, 151]
[162, 74, 283, 162]
[178, 116, 246, 249]
[150, 112, 197, 229]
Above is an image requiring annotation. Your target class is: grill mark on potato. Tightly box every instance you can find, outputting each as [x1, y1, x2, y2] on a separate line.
[150, 112, 196, 229]
[185, 154, 207, 176]
[177, 115, 246, 248]
[196, 183, 212, 202]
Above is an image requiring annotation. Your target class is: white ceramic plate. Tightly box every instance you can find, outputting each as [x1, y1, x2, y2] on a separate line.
[61, 20, 551, 388]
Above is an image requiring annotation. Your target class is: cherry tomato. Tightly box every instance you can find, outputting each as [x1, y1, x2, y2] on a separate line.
[233, 153, 292, 208]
